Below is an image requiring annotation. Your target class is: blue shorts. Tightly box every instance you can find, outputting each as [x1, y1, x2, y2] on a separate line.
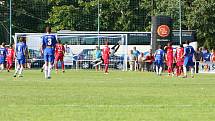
[155, 60, 163, 67]
[0, 59, 5, 64]
[184, 57, 194, 67]
[17, 59, 25, 65]
[44, 54, 54, 63]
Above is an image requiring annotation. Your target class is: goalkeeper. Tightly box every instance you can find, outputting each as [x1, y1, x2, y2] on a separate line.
[92, 41, 121, 67]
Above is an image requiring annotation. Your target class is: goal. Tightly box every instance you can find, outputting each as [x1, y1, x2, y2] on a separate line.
[14, 33, 128, 71]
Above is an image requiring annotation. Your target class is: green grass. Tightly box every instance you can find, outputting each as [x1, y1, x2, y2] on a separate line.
[0, 70, 215, 121]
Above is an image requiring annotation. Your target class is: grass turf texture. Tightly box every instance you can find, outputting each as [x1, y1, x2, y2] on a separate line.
[0, 70, 215, 121]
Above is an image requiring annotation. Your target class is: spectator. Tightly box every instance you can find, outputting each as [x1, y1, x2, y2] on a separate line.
[211, 48, 215, 63]
[195, 47, 203, 62]
[129, 50, 135, 71]
[194, 47, 203, 73]
[202, 48, 211, 62]
[138, 52, 145, 72]
[202, 47, 208, 54]
[132, 47, 140, 71]
[145, 49, 155, 72]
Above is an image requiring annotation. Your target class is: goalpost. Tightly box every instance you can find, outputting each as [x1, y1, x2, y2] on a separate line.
[14, 33, 128, 71]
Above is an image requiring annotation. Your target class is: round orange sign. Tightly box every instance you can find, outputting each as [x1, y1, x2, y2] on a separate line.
[157, 25, 170, 38]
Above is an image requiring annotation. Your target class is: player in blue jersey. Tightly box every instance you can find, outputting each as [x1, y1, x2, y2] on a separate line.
[183, 41, 195, 78]
[202, 49, 211, 62]
[0, 43, 7, 72]
[42, 27, 57, 79]
[13, 38, 27, 77]
[154, 45, 165, 76]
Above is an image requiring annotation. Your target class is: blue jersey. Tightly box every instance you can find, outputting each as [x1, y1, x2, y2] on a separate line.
[95, 50, 102, 59]
[16, 42, 26, 60]
[0, 47, 7, 61]
[184, 45, 195, 67]
[155, 49, 165, 61]
[42, 34, 57, 55]
[184, 46, 195, 58]
[133, 50, 140, 57]
[203, 53, 211, 62]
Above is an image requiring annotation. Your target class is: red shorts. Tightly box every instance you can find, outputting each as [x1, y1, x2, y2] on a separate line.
[166, 60, 173, 67]
[55, 55, 64, 61]
[7, 59, 13, 65]
[103, 59, 109, 64]
[176, 61, 184, 66]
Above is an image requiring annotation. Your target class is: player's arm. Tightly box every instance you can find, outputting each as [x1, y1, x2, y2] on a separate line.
[62, 45, 65, 55]
[210, 54, 213, 62]
[182, 47, 186, 58]
[154, 51, 157, 57]
[41, 37, 45, 54]
[174, 50, 177, 62]
[5, 48, 8, 57]
[162, 51, 165, 61]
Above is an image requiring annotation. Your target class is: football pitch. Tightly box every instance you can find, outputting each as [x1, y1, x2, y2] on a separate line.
[0, 70, 215, 121]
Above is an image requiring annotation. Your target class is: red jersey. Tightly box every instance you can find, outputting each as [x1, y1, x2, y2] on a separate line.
[102, 46, 110, 60]
[176, 47, 184, 62]
[6, 48, 14, 60]
[145, 55, 155, 64]
[55, 43, 65, 56]
[211, 53, 215, 62]
[165, 46, 174, 61]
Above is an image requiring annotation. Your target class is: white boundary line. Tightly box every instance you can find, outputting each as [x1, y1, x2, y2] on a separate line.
[6, 104, 215, 108]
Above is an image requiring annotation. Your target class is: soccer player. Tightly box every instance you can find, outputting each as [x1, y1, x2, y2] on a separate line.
[93, 41, 120, 67]
[175, 44, 184, 76]
[54, 40, 65, 73]
[13, 38, 27, 77]
[102, 41, 110, 74]
[6, 44, 15, 72]
[154, 45, 165, 76]
[164, 42, 174, 76]
[183, 41, 195, 78]
[93, 46, 102, 71]
[42, 26, 57, 79]
[110, 41, 120, 57]
[0, 43, 7, 72]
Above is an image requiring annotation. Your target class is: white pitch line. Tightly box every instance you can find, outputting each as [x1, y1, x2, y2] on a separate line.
[6, 104, 215, 108]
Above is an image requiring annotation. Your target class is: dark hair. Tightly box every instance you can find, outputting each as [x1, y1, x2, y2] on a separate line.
[158, 45, 162, 49]
[185, 40, 190, 45]
[19, 37, 26, 42]
[168, 42, 172, 46]
[46, 26, 51, 33]
[105, 40, 108, 45]
[180, 44, 183, 48]
[1, 42, 5, 47]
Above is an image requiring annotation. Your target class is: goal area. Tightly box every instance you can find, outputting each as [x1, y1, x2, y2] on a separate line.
[14, 33, 128, 71]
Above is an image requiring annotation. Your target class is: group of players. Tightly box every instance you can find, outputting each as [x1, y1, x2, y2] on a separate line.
[0, 26, 198, 79]
[0, 43, 14, 72]
[154, 41, 195, 78]
[0, 27, 66, 79]
[0, 26, 118, 79]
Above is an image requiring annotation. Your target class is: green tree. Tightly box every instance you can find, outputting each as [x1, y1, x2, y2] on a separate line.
[185, 0, 215, 49]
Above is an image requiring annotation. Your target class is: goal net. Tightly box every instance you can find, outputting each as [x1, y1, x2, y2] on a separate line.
[14, 33, 128, 71]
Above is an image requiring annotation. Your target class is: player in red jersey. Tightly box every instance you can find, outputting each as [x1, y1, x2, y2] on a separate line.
[6, 45, 15, 72]
[164, 42, 174, 76]
[175, 44, 184, 76]
[102, 41, 110, 74]
[54, 40, 65, 73]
